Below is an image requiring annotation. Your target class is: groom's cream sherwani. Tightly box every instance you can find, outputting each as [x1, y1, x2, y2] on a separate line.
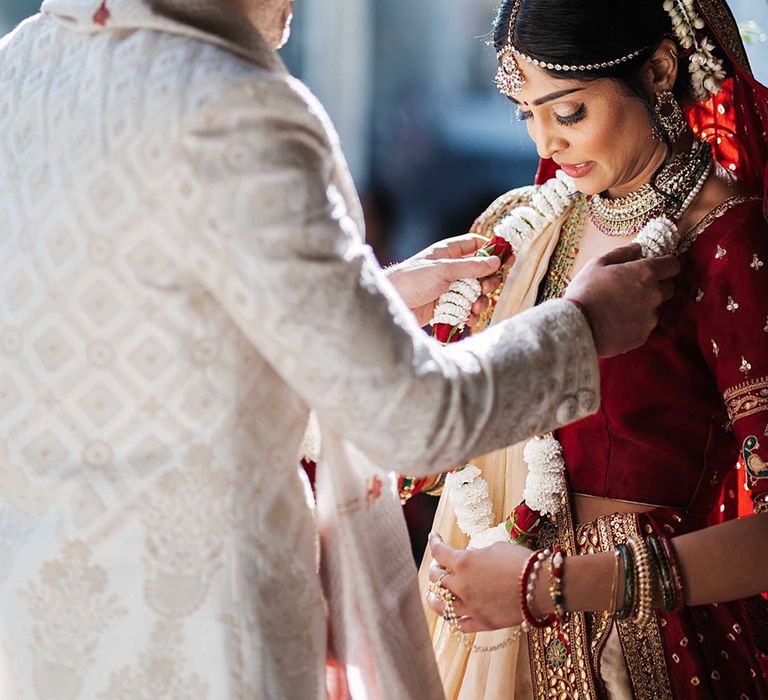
[0, 1, 599, 697]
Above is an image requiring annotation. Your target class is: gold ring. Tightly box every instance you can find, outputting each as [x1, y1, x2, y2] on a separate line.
[436, 571, 449, 588]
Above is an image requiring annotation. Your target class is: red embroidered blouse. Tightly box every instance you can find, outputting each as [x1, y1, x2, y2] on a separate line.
[558, 196, 768, 517]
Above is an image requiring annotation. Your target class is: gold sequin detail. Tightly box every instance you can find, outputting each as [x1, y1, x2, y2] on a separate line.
[764, 316, 768, 333]
[712, 339, 719, 357]
[691, 676, 701, 686]
[752, 254, 765, 270]
[715, 245, 727, 259]
[696, 288, 704, 302]
[741, 357, 752, 375]
[727, 296, 739, 312]
[723, 376, 768, 424]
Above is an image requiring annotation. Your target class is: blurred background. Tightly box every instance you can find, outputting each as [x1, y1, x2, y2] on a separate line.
[3, 0, 768, 558]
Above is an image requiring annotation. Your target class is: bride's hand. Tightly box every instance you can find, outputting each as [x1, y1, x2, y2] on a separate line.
[384, 234, 505, 328]
[426, 532, 548, 632]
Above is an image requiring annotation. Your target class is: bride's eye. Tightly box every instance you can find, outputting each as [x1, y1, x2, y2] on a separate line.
[516, 107, 533, 121]
[554, 104, 587, 126]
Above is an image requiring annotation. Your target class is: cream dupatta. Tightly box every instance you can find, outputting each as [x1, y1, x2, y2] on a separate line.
[418, 197, 573, 699]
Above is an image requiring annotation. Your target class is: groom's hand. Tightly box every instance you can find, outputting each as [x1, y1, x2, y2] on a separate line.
[565, 244, 680, 358]
[385, 234, 503, 328]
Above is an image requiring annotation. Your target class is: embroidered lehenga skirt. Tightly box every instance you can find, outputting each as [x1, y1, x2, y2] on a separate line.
[525, 500, 768, 699]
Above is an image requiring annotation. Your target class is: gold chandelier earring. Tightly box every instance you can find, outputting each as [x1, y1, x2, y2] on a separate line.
[653, 89, 688, 143]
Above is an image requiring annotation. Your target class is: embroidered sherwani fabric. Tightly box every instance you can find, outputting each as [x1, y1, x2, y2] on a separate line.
[0, 1, 600, 697]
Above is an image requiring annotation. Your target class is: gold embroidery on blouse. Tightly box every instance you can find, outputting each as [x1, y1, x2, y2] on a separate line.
[726, 296, 739, 312]
[678, 196, 760, 254]
[751, 254, 765, 271]
[696, 288, 704, 302]
[723, 376, 768, 424]
[715, 245, 727, 260]
[711, 339, 719, 357]
[740, 357, 752, 375]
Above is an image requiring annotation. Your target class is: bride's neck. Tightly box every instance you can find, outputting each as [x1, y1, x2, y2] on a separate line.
[606, 131, 695, 199]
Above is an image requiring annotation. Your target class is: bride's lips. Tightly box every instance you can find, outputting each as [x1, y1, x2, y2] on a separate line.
[558, 161, 595, 178]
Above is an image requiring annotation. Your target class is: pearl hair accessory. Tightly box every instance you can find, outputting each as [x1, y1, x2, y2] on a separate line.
[495, 0, 645, 98]
[496, 0, 725, 103]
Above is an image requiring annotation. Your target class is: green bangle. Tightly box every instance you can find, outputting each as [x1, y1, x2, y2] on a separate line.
[616, 543, 635, 620]
[648, 536, 674, 613]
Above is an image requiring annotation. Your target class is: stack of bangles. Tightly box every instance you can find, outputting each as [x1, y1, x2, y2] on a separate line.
[519, 536, 684, 632]
[615, 535, 685, 625]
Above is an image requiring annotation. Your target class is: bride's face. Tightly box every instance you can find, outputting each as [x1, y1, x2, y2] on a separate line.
[512, 62, 666, 197]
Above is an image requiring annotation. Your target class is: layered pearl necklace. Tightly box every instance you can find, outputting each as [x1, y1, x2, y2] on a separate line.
[588, 139, 712, 237]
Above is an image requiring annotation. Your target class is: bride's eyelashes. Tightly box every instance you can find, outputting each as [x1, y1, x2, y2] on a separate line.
[515, 104, 588, 126]
[555, 104, 587, 125]
[515, 107, 533, 121]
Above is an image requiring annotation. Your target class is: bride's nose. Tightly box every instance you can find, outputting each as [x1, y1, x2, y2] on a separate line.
[532, 125, 568, 161]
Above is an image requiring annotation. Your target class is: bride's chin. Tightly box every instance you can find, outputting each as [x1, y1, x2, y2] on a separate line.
[570, 176, 603, 197]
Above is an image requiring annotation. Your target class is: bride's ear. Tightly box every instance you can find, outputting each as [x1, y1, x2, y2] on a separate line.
[642, 38, 680, 95]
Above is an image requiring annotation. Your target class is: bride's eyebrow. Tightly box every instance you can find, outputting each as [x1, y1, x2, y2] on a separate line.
[512, 88, 585, 107]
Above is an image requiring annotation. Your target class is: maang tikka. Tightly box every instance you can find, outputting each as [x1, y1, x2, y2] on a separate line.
[495, 0, 526, 98]
[495, 0, 645, 99]
[494, 0, 724, 103]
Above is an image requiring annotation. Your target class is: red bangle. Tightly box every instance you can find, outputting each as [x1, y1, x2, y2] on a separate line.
[520, 549, 558, 630]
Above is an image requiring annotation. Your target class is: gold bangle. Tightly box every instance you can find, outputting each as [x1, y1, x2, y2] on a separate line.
[608, 549, 621, 614]
[627, 537, 657, 627]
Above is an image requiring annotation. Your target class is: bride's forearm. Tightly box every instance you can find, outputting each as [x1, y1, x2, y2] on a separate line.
[554, 514, 768, 615]
[672, 513, 768, 606]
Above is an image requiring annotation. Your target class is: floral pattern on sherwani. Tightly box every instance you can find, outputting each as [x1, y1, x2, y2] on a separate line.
[0, 0, 600, 697]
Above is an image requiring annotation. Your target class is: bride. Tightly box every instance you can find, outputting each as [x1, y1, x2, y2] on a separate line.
[418, 0, 768, 697]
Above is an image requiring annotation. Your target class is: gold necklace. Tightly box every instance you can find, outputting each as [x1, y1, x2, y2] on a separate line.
[587, 139, 712, 237]
[540, 196, 587, 303]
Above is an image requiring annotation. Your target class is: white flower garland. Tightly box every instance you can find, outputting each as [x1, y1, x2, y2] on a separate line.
[447, 214, 682, 548]
[521, 434, 567, 516]
[430, 171, 577, 336]
[663, 0, 726, 101]
[493, 170, 577, 255]
[635, 217, 680, 258]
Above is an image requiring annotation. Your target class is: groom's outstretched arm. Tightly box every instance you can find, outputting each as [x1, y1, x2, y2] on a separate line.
[174, 73, 673, 474]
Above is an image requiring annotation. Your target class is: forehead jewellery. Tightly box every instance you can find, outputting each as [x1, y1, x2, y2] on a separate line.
[495, 0, 724, 102]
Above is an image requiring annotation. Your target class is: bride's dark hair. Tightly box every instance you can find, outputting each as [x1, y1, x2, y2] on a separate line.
[493, 0, 690, 101]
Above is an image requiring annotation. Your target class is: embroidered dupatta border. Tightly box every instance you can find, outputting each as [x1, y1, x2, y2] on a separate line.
[527, 508, 674, 699]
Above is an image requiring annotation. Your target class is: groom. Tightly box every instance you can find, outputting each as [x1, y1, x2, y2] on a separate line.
[0, 0, 678, 698]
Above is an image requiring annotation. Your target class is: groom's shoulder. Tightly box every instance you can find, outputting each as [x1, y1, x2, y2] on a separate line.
[172, 39, 331, 144]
